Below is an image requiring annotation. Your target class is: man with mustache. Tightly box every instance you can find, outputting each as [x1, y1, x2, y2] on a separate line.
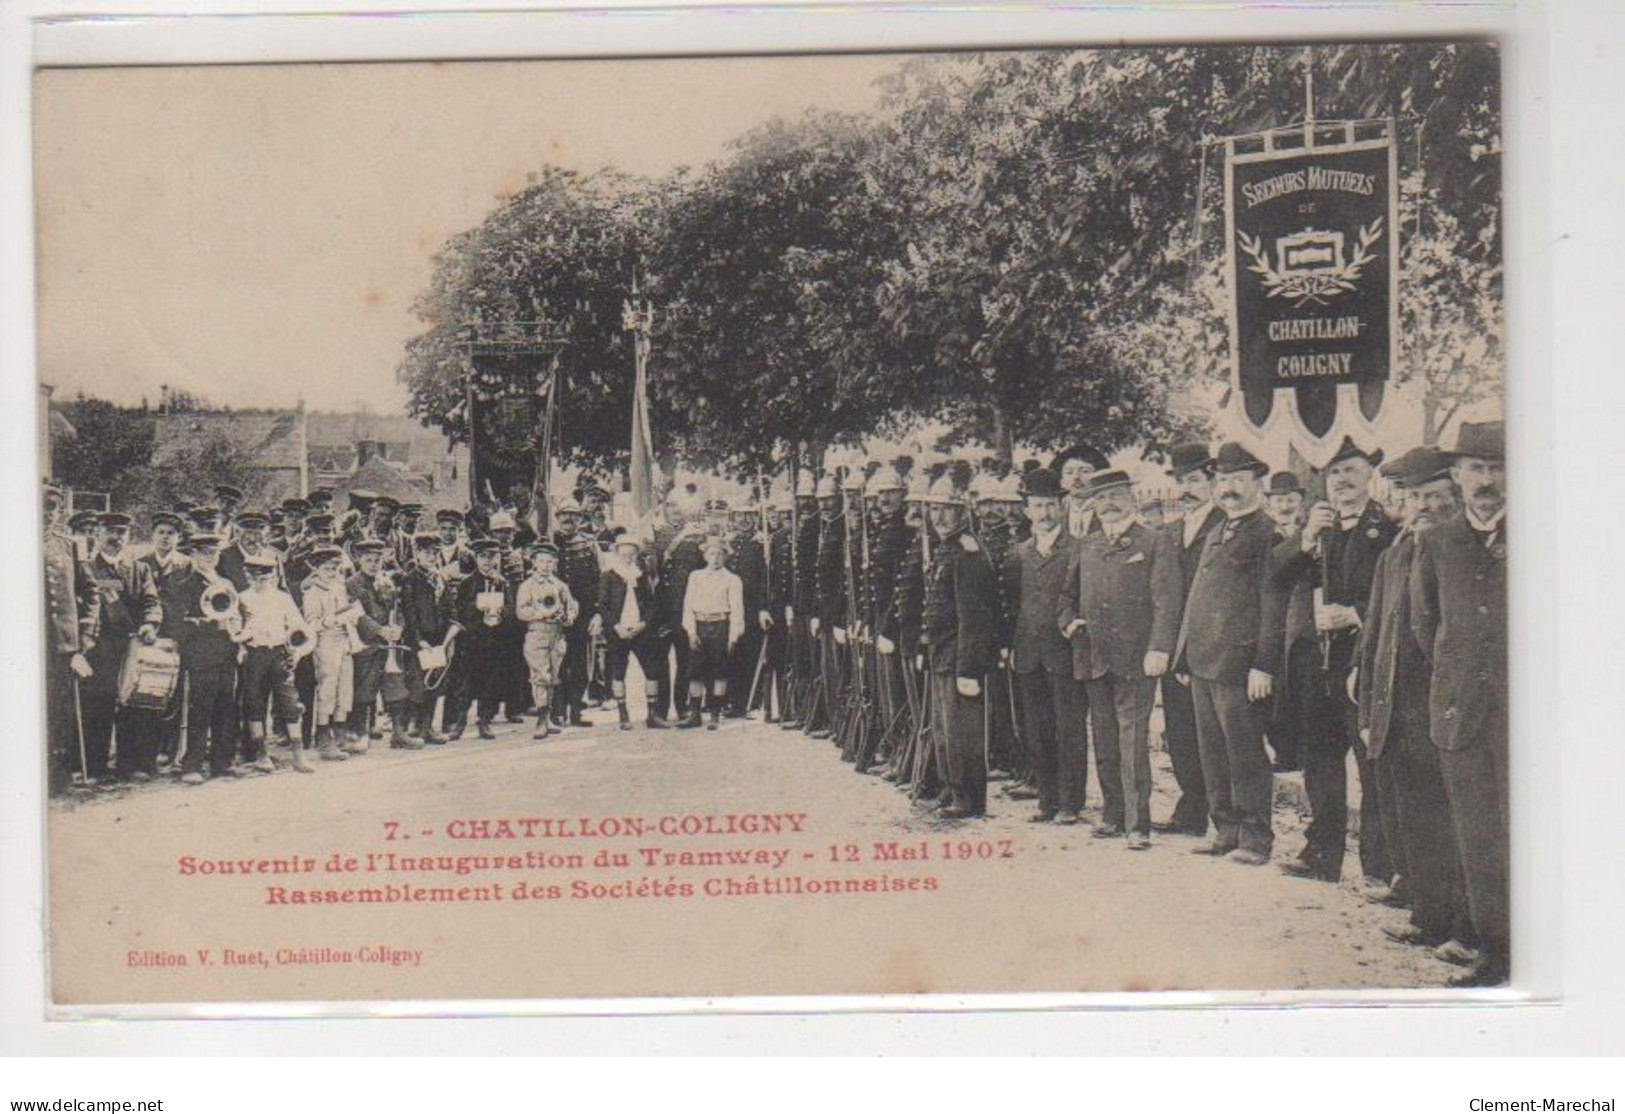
[1409, 420, 1509, 988]
[1155, 442, 1225, 835]
[80, 513, 163, 784]
[1051, 445, 1109, 540]
[1274, 437, 1398, 886]
[1172, 443, 1286, 865]
[1355, 447, 1475, 966]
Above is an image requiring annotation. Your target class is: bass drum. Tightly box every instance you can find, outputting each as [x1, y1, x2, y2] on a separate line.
[116, 636, 182, 712]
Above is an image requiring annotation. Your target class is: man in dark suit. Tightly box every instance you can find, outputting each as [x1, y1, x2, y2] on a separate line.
[80, 513, 163, 783]
[1275, 437, 1399, 884]
[1173, 444, 1286, 865]
[1003, 468, 1085, 824]
[551, 499, 603, 728]
[451, 539, 520, 739]
[1410, 421, 1509, 988]
[1060, 470, 1183, 848]
[810, 476, 848, 740]
[1157, 442, 1225, 835]
[921, 470, 999, 819]
[1355, 448, 1472, 959]
[399, 532, 450, 744]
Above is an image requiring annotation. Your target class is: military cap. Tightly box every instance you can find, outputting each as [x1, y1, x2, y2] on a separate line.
[281, 497, 311, 514]
[435, 509, 464, 525]
[150, 511, 187, 532]
[814, 475, 838, 499]
[306, 487, 335, 505]
[67, 510, 100, 532]
[529, 541, 560, 561]
[267, 509, 286, 525]
[189, 505, 221, 524]
[213, 483, 245, 504]
[1266, 471, 1305, 496]
[1021, 467, 1064, 500]
[1382, 447, 1453, 488]
[244, 552, 279, 572]
[351, 539, 386, 556]
[372, 495, 401, 512]
[348, 490, 378, 512]
[182, 532, 223, 552]
[412, 531, 440, 548]
[1167, 442, 1216, 478]
[307, 545, 345, 567]
[304, 512, 335, 532]
[98, 512, 133, 529]
[1445, 420, 1504, 461]
[1213, 442, 1270, 477]
[470, 538, 502, 555]
[1325, 436, 1383, 470]
[1079, 469, 1133, 499]
[235, 511, 269, 529]
[397, 502, 425, 517]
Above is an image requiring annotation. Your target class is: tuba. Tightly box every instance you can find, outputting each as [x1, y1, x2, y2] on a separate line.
[199, 579, 242, 636]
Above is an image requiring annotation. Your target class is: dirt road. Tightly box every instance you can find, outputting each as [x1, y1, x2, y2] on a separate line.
[48, 707, 1458, 1007]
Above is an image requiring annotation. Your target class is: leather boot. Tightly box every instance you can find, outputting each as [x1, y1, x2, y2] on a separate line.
[645, 714, 672, 730]
[617, 701, 632, 732]
[391, 714, 424, 749]
[534, 713, 553, 740]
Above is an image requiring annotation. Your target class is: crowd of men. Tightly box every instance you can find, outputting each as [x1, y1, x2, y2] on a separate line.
[41, 418, 1508, 988]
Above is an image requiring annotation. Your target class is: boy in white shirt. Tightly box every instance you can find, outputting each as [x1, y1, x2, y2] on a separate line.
[516, 543, 578, 739]
[237, 553, 317, 773]
[680, 536, 745, 730]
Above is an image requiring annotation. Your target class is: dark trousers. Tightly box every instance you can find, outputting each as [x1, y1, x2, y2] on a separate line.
[762, 617, 789, 716]
[463, 638, 512, 725]
[929, 672, 987, 815]
[1437, 736, 1510, 969]
[295, 654, 316, 743]
[183, 663, 239, 776]
[986, 665, 1019, 775]
[1382, 722, 1468, 941]
[1160, 673, 1209, 832]
[47, 653, 80, 793]
[505, 631, 530, 714]
[1296, 655, 1387, 880]
[664, 628, 692, 718]
[1016, 667, 1088, 816]
[442, 641, 473, 731]
[78, 659, 120, 780]
[607, 636, 664, 688]
[730, 625, 763, 712]
[1087, 673, 1158, 835]
[553, 627, 590, 717]
[1190, 677, 1274, 854]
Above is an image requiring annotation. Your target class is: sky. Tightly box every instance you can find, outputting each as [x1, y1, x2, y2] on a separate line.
[33, 55, 903, 412]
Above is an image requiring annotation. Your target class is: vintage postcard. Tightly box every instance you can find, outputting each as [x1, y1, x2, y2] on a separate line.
[34, 41, 1507, 1009]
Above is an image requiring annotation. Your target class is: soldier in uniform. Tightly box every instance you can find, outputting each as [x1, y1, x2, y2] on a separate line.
[919, 469, 998, 819]
[864, 466, 910, 771]
[972, 472, 1023, 783]
[1157, 442, 1225, 835]
[726, 499, 771, 719]
[1004, 467, 1085, 823]
[43, 485, 99, 794]
[451, 538, 521, 739]
[394, 503, 426, 570]
[785, 473, 821, 730]
[1355, 447, 1472, 961]
[66, 509, 102, 562]
[763, 494, 796, 722]
[809, 475, 847, 741]
[1173, 443, 1286, 865]
[81, 513, 163, 783]
[888, 464, 938, 794]
[551, 499, 603, 728]
[1060, 470, 1183, 848]
[1409, 421, 1509, 988]
[277, 497, 310, 555]
[1275, 437, 1398, 885]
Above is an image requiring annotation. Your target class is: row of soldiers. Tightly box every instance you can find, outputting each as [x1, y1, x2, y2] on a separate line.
[760, 422, 1507, 989]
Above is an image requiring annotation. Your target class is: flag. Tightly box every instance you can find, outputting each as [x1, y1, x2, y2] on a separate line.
[629, 326, 657, 519]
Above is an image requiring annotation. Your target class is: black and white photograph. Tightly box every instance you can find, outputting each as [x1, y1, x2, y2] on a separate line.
[31, 39, 1509, 1007]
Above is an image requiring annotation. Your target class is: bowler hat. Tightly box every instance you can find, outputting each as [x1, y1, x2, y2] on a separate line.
[1167, 442, 1216, 478]
[1050, 444, 1110, 473]
[1325, 436, 1383, 470]
[1213, 443, 1269, 477]
[1445, 420, 1504, 461]
[1021, 467, 1064, 500]
[1266, 471, 1304, 496]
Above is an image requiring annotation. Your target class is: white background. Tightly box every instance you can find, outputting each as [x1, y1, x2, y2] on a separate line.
[0, 0, 1620, 1089]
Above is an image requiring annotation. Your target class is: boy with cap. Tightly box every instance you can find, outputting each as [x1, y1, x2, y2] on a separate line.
[300, 545, 360, 758]
[599, 531, 669, 731]
[238, 552, 316, 773]
[400, 532, 452, 744]
[347, 539, 414, 750]
[517, 543, 580, 739]
[681, 536, 745, 730]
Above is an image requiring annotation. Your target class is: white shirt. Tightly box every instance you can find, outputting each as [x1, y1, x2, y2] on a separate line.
[1463, 505, 1506, 534]
[612, 561, 643, 628]
[238, 583, 308, 648]
[682, 566, 745, 645]
[1183, 502, 1214, 548]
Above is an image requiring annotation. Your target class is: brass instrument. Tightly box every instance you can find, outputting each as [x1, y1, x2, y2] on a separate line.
[383, 601, 405, 675]
[198, 579, 243, 637]
[285, 626, 314, 664]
